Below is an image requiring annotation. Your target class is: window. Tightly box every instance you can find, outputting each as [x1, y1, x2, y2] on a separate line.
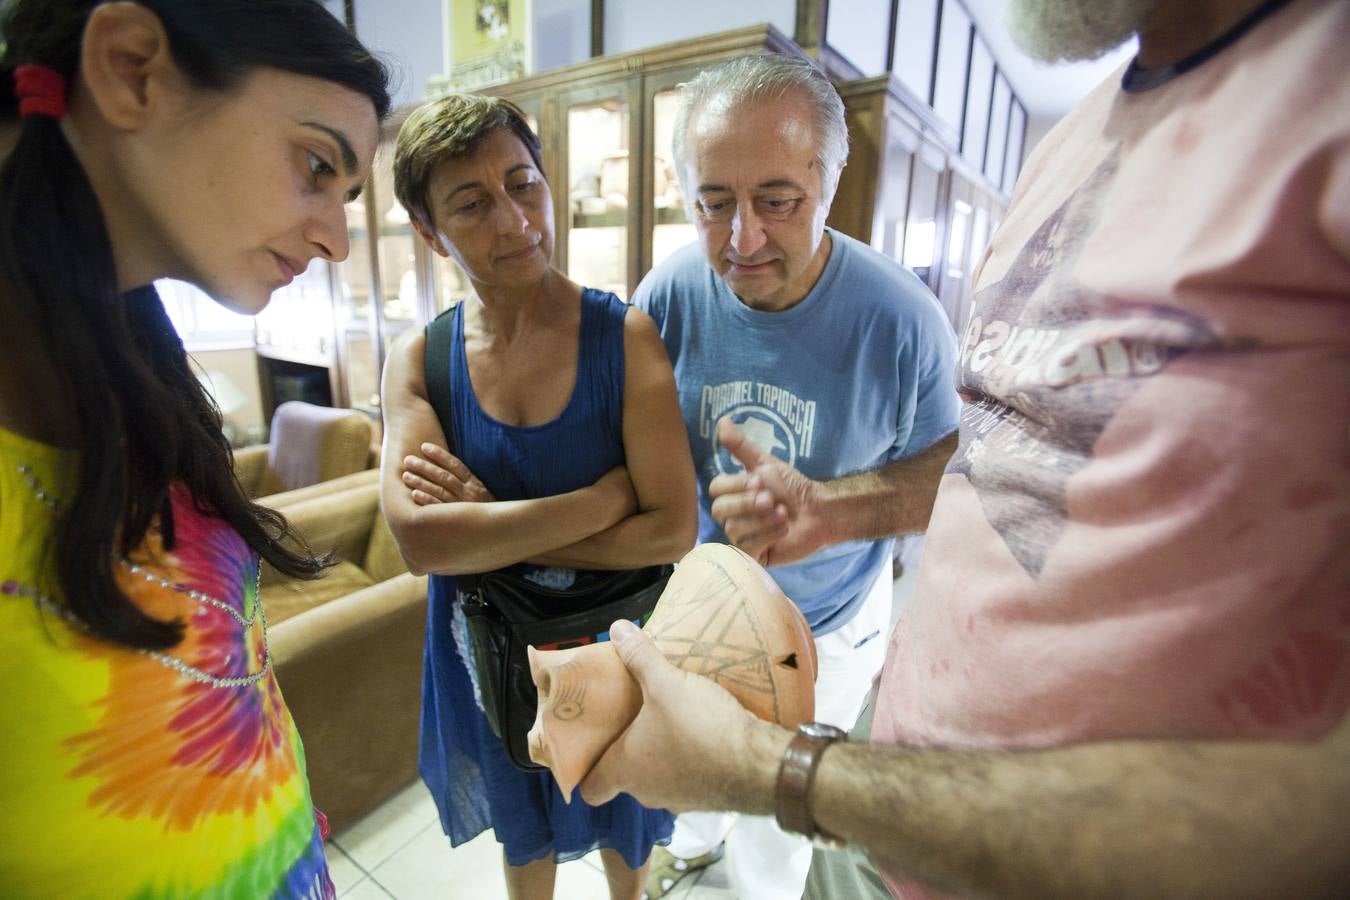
[157, 279, 255, 350]
[961, 37, 993, 170]
[985, 73, 1012, 184]
[827, 0, 892, 75]
[1002, 101, 1027, 193]
[931, 0, 972, 133]
[892, 0, 939, 101]
[903, 142, 946, 289]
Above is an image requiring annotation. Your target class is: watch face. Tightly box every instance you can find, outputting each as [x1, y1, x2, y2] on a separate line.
[800, 722, 847, 740]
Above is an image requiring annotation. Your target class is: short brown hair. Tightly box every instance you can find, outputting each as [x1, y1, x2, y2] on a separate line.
[394, 94, 544, 230]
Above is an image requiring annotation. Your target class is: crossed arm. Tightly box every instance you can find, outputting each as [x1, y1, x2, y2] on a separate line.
[579, 621, 1350, 899]
[379, 310, 697, 576]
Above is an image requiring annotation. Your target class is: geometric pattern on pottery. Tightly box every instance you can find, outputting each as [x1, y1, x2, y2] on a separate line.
[647, 556, 786, 724]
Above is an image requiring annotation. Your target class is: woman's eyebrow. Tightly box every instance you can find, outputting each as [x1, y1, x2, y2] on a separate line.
[445, 180, 485, 201]
[300, 121, 359, 174]
[445, 164, 538, 201]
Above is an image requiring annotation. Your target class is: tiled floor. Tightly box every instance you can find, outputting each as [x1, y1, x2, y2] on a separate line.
[327, 552, 921, 899]
[325, 778, 732, 899]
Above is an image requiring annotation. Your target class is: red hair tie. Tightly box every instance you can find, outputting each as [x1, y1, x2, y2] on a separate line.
[14, 65, 67, 119]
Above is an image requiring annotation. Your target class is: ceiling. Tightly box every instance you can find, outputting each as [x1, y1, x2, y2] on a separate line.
[959, 0, 1137, 119]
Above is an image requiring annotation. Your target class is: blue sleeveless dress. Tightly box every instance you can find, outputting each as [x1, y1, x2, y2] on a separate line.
[418, 288, 674, 868]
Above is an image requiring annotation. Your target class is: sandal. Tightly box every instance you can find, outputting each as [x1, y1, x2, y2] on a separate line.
[643, 844, 725, 899]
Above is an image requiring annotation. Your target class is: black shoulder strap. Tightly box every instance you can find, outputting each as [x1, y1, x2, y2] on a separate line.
[424, 302, 483, 590]
[423, 303, 459, 454]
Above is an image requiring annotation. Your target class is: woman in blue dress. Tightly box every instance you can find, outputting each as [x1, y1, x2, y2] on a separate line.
[380, 94, 698, 900]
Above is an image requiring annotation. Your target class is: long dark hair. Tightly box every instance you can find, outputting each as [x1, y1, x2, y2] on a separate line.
[0, 0, 391, 650]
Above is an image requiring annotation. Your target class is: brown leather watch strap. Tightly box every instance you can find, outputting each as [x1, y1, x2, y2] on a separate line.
[775, 725, 843, 842]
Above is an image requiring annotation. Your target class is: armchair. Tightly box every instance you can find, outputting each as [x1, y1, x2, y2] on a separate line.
[234, 401, 374, 500]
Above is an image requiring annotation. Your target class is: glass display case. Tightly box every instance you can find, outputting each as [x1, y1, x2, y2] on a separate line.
[831, 75, 949, 291]
[332, 195, 381, 416]
[252, 260, 337, 367]
[372, 150, 421, 358]
[831, 72, 1013, 334]
[329, 125, 445, 419]
[938, 168, 1005, 334]
[938, 180, 974, 327]
[562, 90, 632, 298]
[648, 88, 695, 271]
[871, 123, 916, 262]
[903, 142, 947, 292]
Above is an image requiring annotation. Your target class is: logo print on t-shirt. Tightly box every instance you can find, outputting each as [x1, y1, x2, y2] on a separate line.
[714, 406, 796, 474]
[951, 149, 1219, 576]
[698, 380, 819, 475]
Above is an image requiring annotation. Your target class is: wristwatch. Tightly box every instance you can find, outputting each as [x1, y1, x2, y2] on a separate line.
[775, 721, 848, 847]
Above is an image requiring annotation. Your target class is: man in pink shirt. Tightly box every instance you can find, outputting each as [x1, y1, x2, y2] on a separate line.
[578, 0, 1350, 896]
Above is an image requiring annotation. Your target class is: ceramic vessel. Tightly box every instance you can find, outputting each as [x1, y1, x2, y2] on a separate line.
[526, 543, 817, 801]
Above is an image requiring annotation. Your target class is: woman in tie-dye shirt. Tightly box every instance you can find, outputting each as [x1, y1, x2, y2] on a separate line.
[0, 2, 388, 896]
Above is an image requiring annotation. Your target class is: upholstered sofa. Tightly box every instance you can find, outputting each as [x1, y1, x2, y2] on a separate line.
[234, 401, 374, 499]
[260, 474, 428, 833]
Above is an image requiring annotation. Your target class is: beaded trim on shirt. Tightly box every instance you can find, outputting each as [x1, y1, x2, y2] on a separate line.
[1, 574, 273, 689]
[16, 463, 60, 512]
[122, 561, 262, 629]
[5, 459, 271, 689]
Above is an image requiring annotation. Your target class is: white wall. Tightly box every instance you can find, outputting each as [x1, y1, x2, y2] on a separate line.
[533, 0, 591, 71]
[351, 0, 587, 98]
[193, 348, 267, 445]
[354, 0, 446, 106]
[604, 0, 795, 55]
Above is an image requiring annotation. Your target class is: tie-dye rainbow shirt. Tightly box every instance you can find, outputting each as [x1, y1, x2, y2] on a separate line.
[0, 425, 333, 898]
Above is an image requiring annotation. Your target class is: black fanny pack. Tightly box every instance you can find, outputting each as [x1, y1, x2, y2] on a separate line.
[459, 564, 672, 771]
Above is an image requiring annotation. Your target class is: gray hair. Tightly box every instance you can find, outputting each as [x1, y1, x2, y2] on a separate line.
[672, 54, 849, 206]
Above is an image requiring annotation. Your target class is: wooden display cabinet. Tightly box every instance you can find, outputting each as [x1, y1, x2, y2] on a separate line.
[829, 72, 1008, 335]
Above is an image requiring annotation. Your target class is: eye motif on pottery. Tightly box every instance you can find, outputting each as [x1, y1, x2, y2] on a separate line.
[543, 661, 586, 721]
[526, 543, 817, 801]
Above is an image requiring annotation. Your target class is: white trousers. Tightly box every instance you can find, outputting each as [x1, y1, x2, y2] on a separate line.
[666, 566, 893, 900]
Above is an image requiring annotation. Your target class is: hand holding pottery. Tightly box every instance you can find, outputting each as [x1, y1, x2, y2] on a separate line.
[526, 543, 817, 801]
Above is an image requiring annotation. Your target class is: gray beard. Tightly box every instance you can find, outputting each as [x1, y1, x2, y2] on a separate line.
[1006, 0, 1159, 62]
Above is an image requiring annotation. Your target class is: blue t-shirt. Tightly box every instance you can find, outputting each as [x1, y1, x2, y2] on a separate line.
[635, 228, 960, 635]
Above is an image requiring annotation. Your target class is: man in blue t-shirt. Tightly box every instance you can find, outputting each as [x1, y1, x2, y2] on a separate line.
[633, 54, 960, 900]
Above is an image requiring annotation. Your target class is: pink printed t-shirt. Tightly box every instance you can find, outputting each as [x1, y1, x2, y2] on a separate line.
[871, 1, 1350, 896]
